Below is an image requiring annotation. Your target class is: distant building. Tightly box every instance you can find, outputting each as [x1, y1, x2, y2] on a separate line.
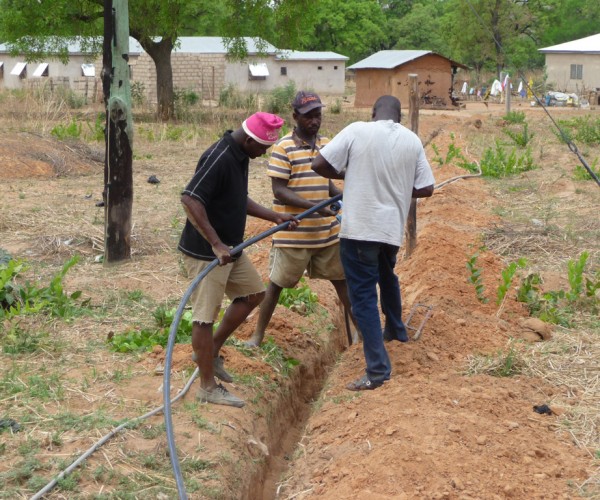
[348, 50, 468, 109]
[539, 33, 600, 97]
[0, 37, 348, 102]
[0, 39, 121, 101]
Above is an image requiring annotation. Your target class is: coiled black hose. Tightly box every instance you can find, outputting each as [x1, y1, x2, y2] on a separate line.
[163, 194, 342, 499]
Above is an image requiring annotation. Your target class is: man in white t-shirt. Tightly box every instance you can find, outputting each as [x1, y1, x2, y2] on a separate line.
[312, 95, 435, 391]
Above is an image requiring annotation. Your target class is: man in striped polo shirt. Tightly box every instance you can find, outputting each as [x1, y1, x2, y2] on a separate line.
[245, 91, 356, 348]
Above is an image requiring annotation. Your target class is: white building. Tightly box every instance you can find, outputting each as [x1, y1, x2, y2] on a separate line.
[539, 33, 600, 95]
[0, 37, 348, 102]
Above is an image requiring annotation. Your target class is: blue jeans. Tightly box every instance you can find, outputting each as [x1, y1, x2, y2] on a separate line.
[340, 238, 407, 383]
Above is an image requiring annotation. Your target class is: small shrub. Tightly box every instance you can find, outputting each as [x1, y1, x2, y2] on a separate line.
[517, 252, 599, 326]
[502, 110, 526, 124]
[86, 113, 105, 142]
[0, 255, 86, 320]
[572, 160, 600, 181]
[466, 254, 488, 303]
[51, 120, 82, 140]
[503, 123, 534, 147]
[479, 141, 536, 177]
[219, 84, 257, 110]
[557, 116, 600, 145]
[329, 98, 342, 114]
[265, 81, 297, 114]
[130, 81, 146, 107]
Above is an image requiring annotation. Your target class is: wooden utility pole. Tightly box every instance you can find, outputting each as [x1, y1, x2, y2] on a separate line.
[405, 74, 419, 259]
[102, 0, 133, 263]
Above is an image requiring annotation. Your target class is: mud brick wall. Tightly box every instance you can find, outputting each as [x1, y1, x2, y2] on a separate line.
[354, 54, 454, 109]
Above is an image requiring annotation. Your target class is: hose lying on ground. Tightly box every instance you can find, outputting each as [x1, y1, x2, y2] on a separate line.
[29, 194, 342, 500]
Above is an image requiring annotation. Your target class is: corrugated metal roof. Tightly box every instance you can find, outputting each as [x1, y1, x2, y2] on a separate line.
[0, 37, 143, 55]
[539, 33, 600, 54]
[276, 50, 348, 61]
[173, 37, 277, 54]
[348, 50, 431, 69]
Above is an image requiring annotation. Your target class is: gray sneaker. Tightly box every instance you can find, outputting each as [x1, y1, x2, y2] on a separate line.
[196, 384, 245, 408]
[191, 353, 234, 383]
[213, 355, 234, 383]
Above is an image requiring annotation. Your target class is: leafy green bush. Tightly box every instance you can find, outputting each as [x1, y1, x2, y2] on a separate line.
[108, 306, 193, 352]
[86, 113, 105, 142]
[265, 81, 297, 114]
[0, 255, 86, 320]
[54, 86, 86, 109]
[557, 116, 600, 145]
[572, 161, 600, 181]
[517, 252, 599, 326]
[479, 141, 536, 177]
[51, 121, 82, 140]
[502, 111, 526, 124]
[503, 123, 534, 147]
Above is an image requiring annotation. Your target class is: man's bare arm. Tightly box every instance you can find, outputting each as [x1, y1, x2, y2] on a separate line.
[412, 185, 435, 198]
[312, 153, 345, 180]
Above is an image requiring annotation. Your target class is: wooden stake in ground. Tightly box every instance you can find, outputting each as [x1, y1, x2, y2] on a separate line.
[405, 73, 419, 259]
[102, 0, 134, 263]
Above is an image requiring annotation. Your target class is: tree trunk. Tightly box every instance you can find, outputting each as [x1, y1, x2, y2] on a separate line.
[141, 38, 175, 122]
[102, 0, 134, 263]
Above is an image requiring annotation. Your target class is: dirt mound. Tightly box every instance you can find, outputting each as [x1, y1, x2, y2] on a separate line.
[0, 132, 102, 179]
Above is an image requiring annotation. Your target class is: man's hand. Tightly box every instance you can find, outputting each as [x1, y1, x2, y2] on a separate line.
[317, 206, 337, 217]
[275, 213, 299, 230]
[211, 242, 233, 265]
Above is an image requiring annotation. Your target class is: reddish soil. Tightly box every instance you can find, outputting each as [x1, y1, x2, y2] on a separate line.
[0, 101, 597, 499]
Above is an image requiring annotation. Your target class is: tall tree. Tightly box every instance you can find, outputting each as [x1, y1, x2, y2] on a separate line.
[301, 0, 388, 63]
[388, 1, 447, 54]
[441, 0, 545, 76]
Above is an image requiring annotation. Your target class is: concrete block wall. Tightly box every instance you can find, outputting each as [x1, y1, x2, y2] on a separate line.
[131, 53, 226, 103]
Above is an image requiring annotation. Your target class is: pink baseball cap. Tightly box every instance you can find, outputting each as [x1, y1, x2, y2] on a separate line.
[242, 112, 285, 145]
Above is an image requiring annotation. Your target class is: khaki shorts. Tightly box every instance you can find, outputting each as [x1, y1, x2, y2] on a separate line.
[183, 253, 265, 324]
[269, 243, 345, 288]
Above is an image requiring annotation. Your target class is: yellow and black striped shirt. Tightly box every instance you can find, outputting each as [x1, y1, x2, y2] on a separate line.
[268, 130, 340, 248]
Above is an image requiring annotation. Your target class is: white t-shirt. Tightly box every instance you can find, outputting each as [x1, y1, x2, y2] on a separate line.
[320, 120, 435, 247]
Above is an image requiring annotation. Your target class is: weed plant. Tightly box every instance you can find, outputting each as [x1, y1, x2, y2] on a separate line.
[219, 84, 257, 111]
[503, 123, 534, 147]
[108, 305, 193, 352]
[466, 253, 488, 303]
[557, 116, 600, 145]
[265, 81, 297, 114]
[50, 120, 82, 140]
[517, 252, 599, 326]
[496, 258, 527, 305]
[479, 141, 536, 177]
[502, 111, 526, 124]
[0, 255, 86, 320]
[572, 161, 600, 181]
[277, 277, 318, 314]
